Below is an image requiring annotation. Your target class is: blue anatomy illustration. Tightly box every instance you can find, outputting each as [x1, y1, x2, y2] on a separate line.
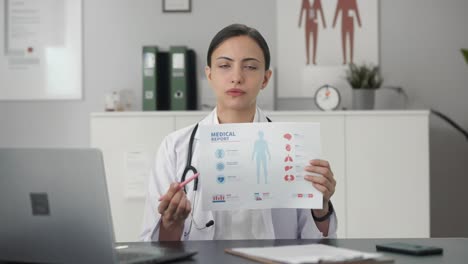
[252, 130, 271, 184]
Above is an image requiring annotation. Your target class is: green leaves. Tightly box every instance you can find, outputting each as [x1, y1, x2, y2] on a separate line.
[462, 49, 468, 64]
[345, 63, 383, 89]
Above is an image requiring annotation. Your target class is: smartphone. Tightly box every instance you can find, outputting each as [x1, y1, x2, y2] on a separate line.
[376, 242, 443, 256]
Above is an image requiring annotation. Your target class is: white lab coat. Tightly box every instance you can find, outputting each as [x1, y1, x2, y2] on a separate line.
[140, 107, 337, 241]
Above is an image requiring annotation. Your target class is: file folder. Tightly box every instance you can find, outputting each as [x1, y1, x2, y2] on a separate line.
[169, 46, 197, 110]
[142, 46, 158, 111]
[142, 46, 169, 111]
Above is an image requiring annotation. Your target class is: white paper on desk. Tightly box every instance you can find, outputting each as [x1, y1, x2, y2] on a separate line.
[229, 244, 383, 264]
[199, 122, 322, 211]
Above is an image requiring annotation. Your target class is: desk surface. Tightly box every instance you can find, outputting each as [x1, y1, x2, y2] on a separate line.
[125, 238, 468, 264]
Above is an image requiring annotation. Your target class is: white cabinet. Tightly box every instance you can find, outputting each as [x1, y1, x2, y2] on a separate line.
[90, 110, 429, 242]
[345, 113, 430, 238]
[90, 112, 205, 242]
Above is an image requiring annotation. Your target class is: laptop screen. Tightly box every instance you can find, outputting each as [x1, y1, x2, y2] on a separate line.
[0, 148, 119, 263]
[0, 148, 197, 264]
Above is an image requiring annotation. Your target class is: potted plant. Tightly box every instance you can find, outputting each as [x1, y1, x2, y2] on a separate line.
[345, 63, 383, 110]
[462, 49, 468, 64]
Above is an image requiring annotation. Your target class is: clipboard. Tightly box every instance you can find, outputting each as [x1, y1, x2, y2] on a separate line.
[225, 244, 394, 264]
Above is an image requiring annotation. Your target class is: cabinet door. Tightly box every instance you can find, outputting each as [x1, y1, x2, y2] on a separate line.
[268, 113, 346, 238]
[91, 115, 174, 242]
[345, 114, 430, 238]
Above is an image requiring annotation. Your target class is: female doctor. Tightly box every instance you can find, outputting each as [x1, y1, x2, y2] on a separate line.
[140, 24, 337, 241]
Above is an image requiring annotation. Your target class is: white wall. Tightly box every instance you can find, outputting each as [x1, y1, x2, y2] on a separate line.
[1, 0, 467, 237]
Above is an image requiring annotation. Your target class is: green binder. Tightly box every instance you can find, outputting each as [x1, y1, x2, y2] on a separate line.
[142, 46, 158, 111]
[169, 46, 189, 110]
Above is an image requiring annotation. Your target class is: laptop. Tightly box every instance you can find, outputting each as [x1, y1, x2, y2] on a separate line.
[0, 148, 197, 264]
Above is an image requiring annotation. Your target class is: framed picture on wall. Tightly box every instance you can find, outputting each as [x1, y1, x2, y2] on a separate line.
[163, 0, 191, 13]
[276, 0, 380, 102]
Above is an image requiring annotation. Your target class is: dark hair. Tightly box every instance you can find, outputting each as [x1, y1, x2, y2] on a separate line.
[207, 24, 270, 70]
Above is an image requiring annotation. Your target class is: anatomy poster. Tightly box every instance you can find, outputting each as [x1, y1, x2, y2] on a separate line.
[277, 0, 379, 98]
[199, 122, 323, 211]
[0, 0, 82, 100]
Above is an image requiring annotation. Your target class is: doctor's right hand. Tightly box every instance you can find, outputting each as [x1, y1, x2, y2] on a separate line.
[158, 183, 192, 231]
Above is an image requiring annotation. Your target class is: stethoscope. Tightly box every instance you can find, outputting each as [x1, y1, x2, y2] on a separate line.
[182, 117, 272, 237]
[182, 123, 211, 237]
[181, 123, 199, 193]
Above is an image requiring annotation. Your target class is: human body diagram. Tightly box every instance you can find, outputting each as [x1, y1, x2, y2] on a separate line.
[332, 0, 362, 64]
[298, 0, 363, 65]
[298, 0, 327, 65]
[252, 131, 271, 184]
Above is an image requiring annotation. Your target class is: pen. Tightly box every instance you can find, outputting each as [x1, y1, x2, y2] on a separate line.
[158, 172, 200, 201]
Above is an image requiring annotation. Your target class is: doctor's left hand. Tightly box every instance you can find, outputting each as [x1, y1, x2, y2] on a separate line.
[158, 183, 192, 231]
